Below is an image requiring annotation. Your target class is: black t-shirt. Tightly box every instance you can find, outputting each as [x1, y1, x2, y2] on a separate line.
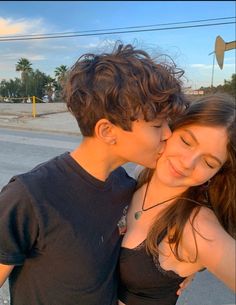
[0, 152, 136, 305]
[118, 240, 186, 305]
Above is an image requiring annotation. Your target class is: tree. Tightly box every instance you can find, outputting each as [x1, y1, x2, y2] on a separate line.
[54, 65, 68, 86]
[16, 58, 33, 96]
[54, 65, 68, 99]
[44, 76, 57, 102]
[224, 74, 236, 97]
[27, 70, 53, 100]
[0, 78, 23, 101]
[216, 74, 236, 97]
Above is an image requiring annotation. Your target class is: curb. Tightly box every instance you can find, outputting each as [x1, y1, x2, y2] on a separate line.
[0, 124, 81, 136]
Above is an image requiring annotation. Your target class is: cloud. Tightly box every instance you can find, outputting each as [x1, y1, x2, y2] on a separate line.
[221, 63, 236, 68]
[0, 17, 27, 35]
[76, 38, 117, 50]
[0, 17, 86, 81]
[0, 17, 47, 35]
[0, 61, 18, 80]
[224, 57, 235, 63]
[190, 63, 235, 70]
[1, 53, 45, 61]
[190, 64, 212, 70]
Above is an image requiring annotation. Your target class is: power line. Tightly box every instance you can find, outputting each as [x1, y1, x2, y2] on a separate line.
[0, 21, 235, 42]
[1, 16, 235, 39]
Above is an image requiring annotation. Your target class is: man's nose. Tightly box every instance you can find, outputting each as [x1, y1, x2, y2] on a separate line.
[161, 121, 172, 141]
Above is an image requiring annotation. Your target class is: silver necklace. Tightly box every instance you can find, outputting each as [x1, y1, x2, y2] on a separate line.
[134, 180, 179, 220]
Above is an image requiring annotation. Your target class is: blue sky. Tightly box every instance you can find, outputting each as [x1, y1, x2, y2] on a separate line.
[0, 1, 235, 88]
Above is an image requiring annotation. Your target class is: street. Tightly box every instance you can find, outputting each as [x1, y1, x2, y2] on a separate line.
[0, 128, 235, 305]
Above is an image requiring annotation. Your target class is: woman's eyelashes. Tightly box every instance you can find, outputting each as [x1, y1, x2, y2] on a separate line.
[180, 136, 217, 169]
[204, 160, 214, 169]
[180, 136, 191, 146]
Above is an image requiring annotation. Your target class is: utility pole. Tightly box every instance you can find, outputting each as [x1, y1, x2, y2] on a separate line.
[208, 51, 215, 89]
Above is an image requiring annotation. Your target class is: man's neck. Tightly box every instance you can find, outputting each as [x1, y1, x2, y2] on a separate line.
[70, 138, 123, 181]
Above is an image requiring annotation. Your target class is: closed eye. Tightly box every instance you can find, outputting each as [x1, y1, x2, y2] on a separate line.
[180, 136, 191, 146]
[205, 160, 215, 169]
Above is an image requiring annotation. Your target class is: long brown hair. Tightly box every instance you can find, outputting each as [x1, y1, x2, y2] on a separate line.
[139, 93, 236, 262]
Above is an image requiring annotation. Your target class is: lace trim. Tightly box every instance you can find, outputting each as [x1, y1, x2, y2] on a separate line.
[152, 255, 183, 279]
[133, 240, 146, 251]
[127, 240, 184, 279]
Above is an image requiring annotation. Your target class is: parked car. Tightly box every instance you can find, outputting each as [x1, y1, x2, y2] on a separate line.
[42, 95, 49, 103]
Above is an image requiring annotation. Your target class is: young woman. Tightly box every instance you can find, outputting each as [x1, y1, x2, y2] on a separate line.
[118, 94, 236, 305]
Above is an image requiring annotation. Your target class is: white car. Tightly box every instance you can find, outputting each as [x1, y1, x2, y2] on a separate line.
[42, 95, 49, 103]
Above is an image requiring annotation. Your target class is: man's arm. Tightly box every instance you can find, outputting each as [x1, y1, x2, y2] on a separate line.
[177, 273, 195, 295]
[0, 264, 14, 287]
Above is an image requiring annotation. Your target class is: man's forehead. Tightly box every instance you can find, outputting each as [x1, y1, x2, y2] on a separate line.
[157, 114, 168, 119]
[135, 113, 168, 124]
[151, 114, 168, 121]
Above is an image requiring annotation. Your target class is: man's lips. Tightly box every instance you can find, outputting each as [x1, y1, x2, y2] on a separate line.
[157, 143, 166, 155]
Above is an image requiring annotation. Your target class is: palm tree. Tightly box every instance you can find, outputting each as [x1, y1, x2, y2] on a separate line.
[54, 65, 68, 88]
[16, 58, 33, 97]
[44, 77, 57, 102]
[54, 65, 68, 100]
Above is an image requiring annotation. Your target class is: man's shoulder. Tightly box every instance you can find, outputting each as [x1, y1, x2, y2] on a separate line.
[112, 166, 136, 182]
[19, 153, 68, 179]
[111, 167, 137, 193]
[5, 153, 69, 195]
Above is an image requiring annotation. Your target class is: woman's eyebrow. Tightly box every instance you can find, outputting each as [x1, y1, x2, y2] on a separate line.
[183, 129, 198, 144]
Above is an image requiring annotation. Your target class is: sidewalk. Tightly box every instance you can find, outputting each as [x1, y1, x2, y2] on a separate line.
[0, 102, 79, 135]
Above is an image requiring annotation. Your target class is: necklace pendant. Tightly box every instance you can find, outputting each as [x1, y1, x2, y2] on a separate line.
[134, 211, 142, 220]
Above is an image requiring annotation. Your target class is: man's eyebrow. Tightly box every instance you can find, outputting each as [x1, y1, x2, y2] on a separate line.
[183, 129, 223, 165]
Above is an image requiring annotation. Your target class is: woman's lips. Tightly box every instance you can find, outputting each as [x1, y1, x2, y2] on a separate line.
[168, 160, 187, 178]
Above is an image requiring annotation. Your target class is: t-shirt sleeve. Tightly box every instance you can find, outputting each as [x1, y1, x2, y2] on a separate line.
[133, 165, 144, 180]
[0, 177, 39, 265]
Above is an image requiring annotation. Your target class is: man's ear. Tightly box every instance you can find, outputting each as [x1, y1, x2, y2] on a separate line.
[94, 119, 117, 145]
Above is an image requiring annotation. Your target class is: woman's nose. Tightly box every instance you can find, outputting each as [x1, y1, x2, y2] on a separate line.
[180, 154, 197, 170]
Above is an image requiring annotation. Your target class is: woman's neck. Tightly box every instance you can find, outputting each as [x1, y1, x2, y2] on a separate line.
[148, 170, 188, 202]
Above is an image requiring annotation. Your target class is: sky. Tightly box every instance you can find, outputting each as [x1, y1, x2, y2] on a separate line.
[0, 1, 235, 89]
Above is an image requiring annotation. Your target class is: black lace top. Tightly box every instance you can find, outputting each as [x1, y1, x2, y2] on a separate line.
[118, 240, 186, 305]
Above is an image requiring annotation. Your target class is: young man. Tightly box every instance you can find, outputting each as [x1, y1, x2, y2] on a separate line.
[0, 43, 186, 305]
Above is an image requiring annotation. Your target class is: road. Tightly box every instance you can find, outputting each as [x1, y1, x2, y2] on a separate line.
[0, 128, 235, 305]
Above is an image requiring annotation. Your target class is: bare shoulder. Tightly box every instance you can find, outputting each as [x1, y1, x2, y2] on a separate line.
[187, 206, 227, 240]
[180, 207, 235, 291]
[185, 208, 235, 291]
[182, 207, 234, 262]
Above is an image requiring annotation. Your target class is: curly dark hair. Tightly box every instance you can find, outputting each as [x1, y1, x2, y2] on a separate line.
[64, 42, 187, 136]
